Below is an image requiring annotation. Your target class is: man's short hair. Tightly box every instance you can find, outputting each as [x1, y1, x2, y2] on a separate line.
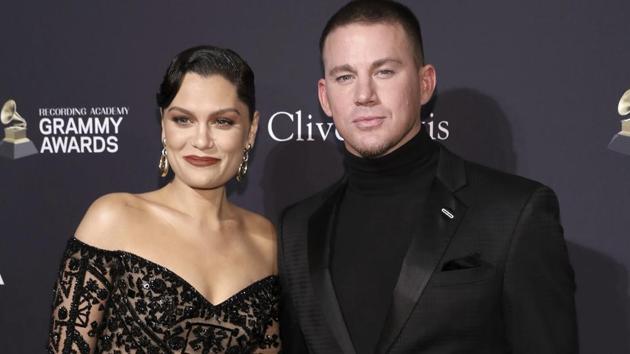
[319, 0, 426, 67]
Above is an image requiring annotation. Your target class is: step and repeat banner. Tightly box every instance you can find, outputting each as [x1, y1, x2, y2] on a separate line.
[1, 1, 628, 353]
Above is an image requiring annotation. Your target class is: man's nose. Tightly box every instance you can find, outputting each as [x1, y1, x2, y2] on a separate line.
[354, 76, 377, 106]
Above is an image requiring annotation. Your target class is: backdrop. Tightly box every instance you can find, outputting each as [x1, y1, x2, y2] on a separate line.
[0, 1, 628, 353]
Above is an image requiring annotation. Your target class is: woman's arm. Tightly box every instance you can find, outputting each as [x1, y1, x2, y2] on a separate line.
[48, 238, 116, 353]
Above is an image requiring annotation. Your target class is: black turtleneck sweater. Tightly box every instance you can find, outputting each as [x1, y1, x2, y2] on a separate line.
[331, 129, 438, 354]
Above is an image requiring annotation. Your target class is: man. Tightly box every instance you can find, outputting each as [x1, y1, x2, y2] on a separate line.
[278, 1, 578, 353]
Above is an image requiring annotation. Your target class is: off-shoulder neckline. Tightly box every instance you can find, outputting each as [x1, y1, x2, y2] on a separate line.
[69, 236, 278, 308]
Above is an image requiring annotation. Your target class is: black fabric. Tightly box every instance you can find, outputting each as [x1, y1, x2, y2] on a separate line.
[331, 130, 437, 354]
[278, 145, 578, 354]
[48, 238, 281, 354]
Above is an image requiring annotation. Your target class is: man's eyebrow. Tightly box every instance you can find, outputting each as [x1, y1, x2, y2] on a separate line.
[327, 58, 403, 77]
[371, 58, 403, 69]
[328, 64, 355, 77]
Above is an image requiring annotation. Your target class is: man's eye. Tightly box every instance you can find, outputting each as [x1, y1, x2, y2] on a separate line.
[173, 116, 192, 125]
[376, 69, 395, 78]
[336, 74, 353, 83]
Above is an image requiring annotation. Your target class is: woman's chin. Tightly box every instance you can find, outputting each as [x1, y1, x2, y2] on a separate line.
[177, 176, 231, 191]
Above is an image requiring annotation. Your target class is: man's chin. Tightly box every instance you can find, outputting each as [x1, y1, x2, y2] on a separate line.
[347, 142, 392, 159]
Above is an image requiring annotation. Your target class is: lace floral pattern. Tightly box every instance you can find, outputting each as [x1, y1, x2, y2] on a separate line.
[48, 238, 281, 353]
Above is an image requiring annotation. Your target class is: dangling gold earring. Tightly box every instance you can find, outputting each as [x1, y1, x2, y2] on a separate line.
[158, 137, 169, 177]
[236, 144, 252, 182]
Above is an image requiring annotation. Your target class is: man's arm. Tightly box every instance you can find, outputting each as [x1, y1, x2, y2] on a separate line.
[278, 211, 310, 354]
[503, 186, 578, 353]
[279, 287, 309, 353]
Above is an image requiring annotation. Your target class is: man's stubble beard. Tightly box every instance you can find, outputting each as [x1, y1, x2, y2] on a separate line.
[351, 140, 395, 159]
[347, 120, 421, 159]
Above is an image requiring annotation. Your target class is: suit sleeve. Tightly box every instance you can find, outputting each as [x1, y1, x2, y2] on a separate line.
[278, 212, 309, 354]
[502, 186, 578, 353]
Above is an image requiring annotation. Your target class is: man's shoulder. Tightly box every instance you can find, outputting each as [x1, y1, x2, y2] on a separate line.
[466, 159, 541, 189]
[457, 154, 554, 205]
[445, 152, 562, 234]
[280, 178, 344, 227]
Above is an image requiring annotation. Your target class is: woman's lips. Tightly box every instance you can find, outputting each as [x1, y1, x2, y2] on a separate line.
[183, 155, 220, 167]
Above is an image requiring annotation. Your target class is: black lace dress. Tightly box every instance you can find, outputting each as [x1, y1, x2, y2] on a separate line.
[48, 238, 281, 353]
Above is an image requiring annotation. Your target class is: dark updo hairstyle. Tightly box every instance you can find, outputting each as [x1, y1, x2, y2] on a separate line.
[156, 45, 255, 120]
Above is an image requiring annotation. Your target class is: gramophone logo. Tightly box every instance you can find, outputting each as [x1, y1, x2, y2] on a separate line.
[0, 99, 38, 160]
[608, 89, 630, 155]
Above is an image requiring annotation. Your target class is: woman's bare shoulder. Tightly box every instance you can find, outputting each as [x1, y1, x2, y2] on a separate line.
[236, 207, 276, 241]
[235, 207, 278, 266]
[74, 193, 150, 250]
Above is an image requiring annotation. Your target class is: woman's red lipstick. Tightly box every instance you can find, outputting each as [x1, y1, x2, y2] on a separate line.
[183, 155, 220, 167]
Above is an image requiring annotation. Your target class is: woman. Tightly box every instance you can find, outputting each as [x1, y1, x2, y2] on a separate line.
[47, 46, 280, 353]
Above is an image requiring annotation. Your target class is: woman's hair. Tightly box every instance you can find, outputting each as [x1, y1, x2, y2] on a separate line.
[156, 45, 255, 120]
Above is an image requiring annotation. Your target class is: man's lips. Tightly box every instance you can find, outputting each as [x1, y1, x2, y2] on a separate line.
[183, 155, 220, 167]
[353, 116, 385, 129]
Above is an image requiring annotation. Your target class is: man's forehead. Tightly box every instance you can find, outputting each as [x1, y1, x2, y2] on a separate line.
[324, 22, 406, 46]
[322, 22, 411, 68]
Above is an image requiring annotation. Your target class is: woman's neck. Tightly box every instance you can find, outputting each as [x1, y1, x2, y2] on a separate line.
[160, 178, 234, 226]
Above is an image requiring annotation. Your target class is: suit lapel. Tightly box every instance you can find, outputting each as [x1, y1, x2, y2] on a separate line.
[375, 147, 468, 354]
[307, 179, 356, 354]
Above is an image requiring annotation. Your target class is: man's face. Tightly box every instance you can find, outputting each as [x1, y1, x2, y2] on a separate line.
[318, 22, 436, 158]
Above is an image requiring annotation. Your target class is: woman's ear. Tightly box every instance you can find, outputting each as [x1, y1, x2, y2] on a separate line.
[160, 109, 166, 142]
[247, 111, 260, 147]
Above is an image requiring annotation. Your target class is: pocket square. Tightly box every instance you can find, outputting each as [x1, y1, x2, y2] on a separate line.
[442, 252, 482, 271]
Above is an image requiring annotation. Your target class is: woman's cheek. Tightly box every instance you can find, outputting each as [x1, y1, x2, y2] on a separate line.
[217, 130, 248, 153]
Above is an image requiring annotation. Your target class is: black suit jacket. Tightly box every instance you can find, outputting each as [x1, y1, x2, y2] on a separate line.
[278, 146, 577, 354]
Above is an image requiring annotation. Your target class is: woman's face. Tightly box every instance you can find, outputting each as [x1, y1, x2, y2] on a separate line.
[161, 73, 259, 189]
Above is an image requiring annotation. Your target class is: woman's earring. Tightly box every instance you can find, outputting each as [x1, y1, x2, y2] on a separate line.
[158, 138, 169, 177]
[236, 144, 252, 182]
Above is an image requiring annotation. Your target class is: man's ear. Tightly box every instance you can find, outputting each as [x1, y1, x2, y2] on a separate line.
[318, 78, 333, 117]
[419, 64, 437, 105]
[247, 111, 260, 147]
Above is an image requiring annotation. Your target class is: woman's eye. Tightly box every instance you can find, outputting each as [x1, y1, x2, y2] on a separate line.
[173, 116, 192, 125]
[215, 118, 234, 127]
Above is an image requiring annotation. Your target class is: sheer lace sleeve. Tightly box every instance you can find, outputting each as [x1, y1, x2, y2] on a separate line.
[254, 287, 281, 354]
[47, 238, 119, 354]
